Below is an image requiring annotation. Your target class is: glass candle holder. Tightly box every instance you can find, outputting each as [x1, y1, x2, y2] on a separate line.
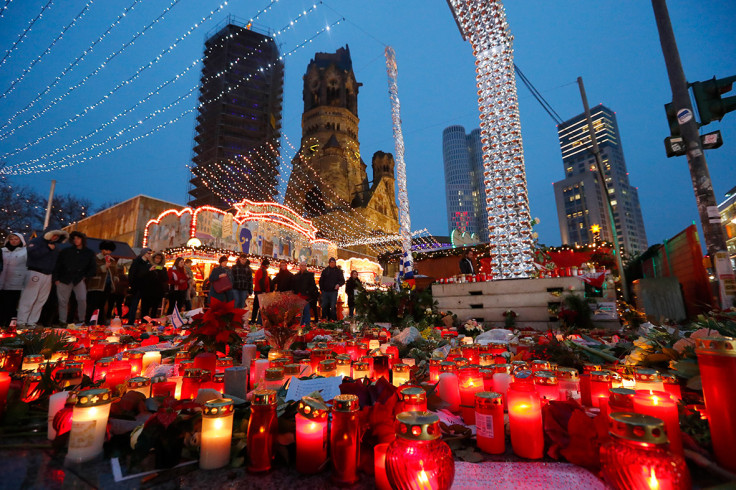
[55, 368, 83, 390]
[247, 389, 277, 473]
[461, 345, 480, 365]
[399, 386, 427, 412]
[660, 373, 682, 402]
[633, 390, 683, 457]
[331, 394, 360, 485]
[479, 368, 494, 391]
[181, 368, 205, 400]
[478, 353, 494, 367]
[318, 359, 337, 378]
[453, 357, 470, 369]
[263, 367, 284, 391]
[556, 367, 580, 401]
[512, 369, 534, 386]
[204, 372, 225, 393]
[372, 355, 390, 382]
[695, 336, 736, 472]
[428, 357, 443, 383]
[22, 354, 44, 372]
[200, 398, 234, 470]
[359, 355, 374, 379]
[296, 396, 329, 474]
[386, 411, 454, 490]
[93, 357, 112, 383]
[152, 381, 176, 398]
[608, 387, 636, 413]
[335, 355, 352, 377]
[437, 372, 461, 412]
[590, 370, 613, 408]
[475, 391, 504, 454]
[174, 351, 190, 367]
[0, 371, 9, 415]
[73, 354, 94, 378]
[507, 382, 543, 459]
[392, 363, 411, 387]
[458, 367, 483, 424]
[634, 367, 664, 392]
[309, 348, 332, 373]
[533, 370, 559, 402]
[66, 388, 112, 463]
[530, 360, 551, 373]
[384, 345, 399, 367]
[580, 363, 602, 406]
[105, 361, 131, 389]
[510, 360, 529, 372]
[351, 361, 370, 380]
[601, 412, 690, 490]
[123, 350, 143, 376]
[345, 340, 359, 361]
[216, 357, 234, 374]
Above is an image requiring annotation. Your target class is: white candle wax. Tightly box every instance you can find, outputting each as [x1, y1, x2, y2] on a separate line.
[48, 391, 69, 440]
[437, 373, 461, 411]
[252, 359, 270, 389]
[142, 351, 161, 373]
[200, 411, 234, 469]
[66, 403, 111, 463]
[242, 344, 258, 366]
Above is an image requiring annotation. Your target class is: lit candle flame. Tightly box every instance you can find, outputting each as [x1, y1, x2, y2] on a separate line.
[647, 467, 659, 490]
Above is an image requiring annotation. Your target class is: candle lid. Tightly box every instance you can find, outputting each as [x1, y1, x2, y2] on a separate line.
[475, 391, 503, 409]
[203, 397, 234, 417]
[184, 367, 205, 378]
[531, 360, 551, 370]
[124, 350, 143, 359]
[270, 358, 288, 368]
[216, 357, 234, 366]
[555, 367, 579, 380]
[284, 364, 301, 375]
[695, 336, 736, 357]
[318, 359, 336, 371]
[24, 354, 44, 362]
[252, 389, 277, 405]
[591, 370, 612, 382]
[332, 394, 359, 412]
[179, 359, 195, 368]
[175, 351, 190, 360]
[72, 353, 91, 361]
[398, 386, 426, 404]
[335, 355, 351, 365]
[660, 372, 678, 385]
[393, 363, 410, 373]
[533, 370, 558, 385]
[448, 347, 462, 356]
[513, 369, 533, 381]
[96, 357, 113, 365]
[609, 388, 636, 409]
[510, 360, 529, 370]
[608, 412, 668, 445]
[454, 357, 470, 368]
[395, 411, 441, 441]
[297, 396, 328, 419]
[212, 372, 225, 382]
[439, 361, 457, 373]
[633, 367, 660, 382]
[493, 364, 512, 374]
[76, 388, 111, 407]
[127, 376, 151, 388]
[583, 363, 602, 373]
[429, 357, 444, 366]
[352, 361, 369, 371]
[55, 368, 82, 381]
[265, 367, 284, 381]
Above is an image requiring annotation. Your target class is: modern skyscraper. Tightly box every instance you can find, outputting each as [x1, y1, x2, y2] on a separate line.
[552, 105, 648, 255]
[442, 125, 488, 242]
[188, 22, 284, 209]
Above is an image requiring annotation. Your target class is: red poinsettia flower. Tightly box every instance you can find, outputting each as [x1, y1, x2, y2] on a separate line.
[188, 297, 246, 354]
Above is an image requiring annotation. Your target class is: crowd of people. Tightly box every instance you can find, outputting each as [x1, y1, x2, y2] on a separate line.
[0, 229, 363, 328]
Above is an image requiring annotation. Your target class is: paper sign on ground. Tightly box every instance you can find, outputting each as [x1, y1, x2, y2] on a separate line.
[285, 376, 343, 402]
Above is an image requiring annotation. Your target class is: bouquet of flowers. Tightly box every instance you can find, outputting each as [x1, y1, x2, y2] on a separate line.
[258, 292, 308, 350]
[458, 319, 484, 338]
[503, 309, 517, 329]
[187, 298, 245, 354]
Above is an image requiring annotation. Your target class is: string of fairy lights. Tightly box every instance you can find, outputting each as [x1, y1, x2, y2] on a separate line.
[0, 0, 16, 20]
[2, 3, 321, 171]
[0, 0, 54, 69]
[0, 0, 143, 134]
[0, 0, 228, 155]
[0, 0, 95, 100]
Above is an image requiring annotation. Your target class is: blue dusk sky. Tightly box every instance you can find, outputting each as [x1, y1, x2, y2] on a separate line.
[1, 0, 735, 249]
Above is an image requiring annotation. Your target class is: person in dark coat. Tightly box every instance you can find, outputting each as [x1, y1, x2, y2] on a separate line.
[54, 231, 96, 325]
[459, 250, 476, 274]
[127, 248, 152, 324]
[272, 260, 294, 293]
[208, 255, 233, 303]
[231, 254, 253, 309]
[17, 229, 68, 327]
[250, 259, 270, 324]
[318, 257, 344, 321]
[86, 240, 118, 324]
[141, 252, 168, 318]
[344, 270, 362, 317]
[167, 257, 189, 314]
[293, 261, 318, 326]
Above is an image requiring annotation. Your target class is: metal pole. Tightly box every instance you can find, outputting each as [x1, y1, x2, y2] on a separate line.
[577, 77, 629, 301]
[651, 0, 731, 308]
[43, 180, 56, 230]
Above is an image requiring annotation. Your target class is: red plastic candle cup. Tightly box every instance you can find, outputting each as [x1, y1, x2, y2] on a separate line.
[534, 371, 559, 402]
[359, 355, 374, 379]
[174, 351, 190, 367]
[194, 352, 217, 375]
[556, 367, 580, 401]
[384, 345, 399, 368]
[215, 357, 234, 374]
[247, 389, 278, 473]
[480, 369, 494, 391]
[530, 360, 551, 373]
[181, 368, 204, 400]
[374, 442, 391, 490]
[461, 345, 480, 365]
[507, 382, 544, 459]
[661, 373, 682, 402]
[398, 386, 427, 412]
[475, 391, 505, 454]
[695, 337, 736, 472]
[152, 381, 176, 398]
[590, 371, 613, 408]
[479, 353, 494, 367]
[93, 357, 112, 383]
[105, 362, 131, 389]
[0, 371, 10, 414]
[632, 390, 683, 457]
[458, 367, 483, 424]
[372, 355, 390, 382]
[580, 363, 602, 406]
[295, 397, 328, 474]
[330, 394, 360, 485]
[123, 351, 143, 376]
[601, 412, 691, 490]
[385, 412, 455, 490]
[608, 388, 636, 414]
[309, 348, 332, 373]
[345, 340, 359, 361]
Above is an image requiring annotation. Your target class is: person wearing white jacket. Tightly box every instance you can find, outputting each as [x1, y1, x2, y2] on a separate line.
[0, 233, 27, 326]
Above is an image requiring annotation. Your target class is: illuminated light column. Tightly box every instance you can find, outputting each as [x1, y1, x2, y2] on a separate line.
[385, 46, 414, 278]
[447, 0, 535, 278]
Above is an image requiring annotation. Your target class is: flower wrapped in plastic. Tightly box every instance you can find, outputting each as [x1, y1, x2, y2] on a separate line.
[258, 292, 307, 350]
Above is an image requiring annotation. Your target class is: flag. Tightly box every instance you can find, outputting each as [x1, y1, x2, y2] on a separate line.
[171, 303, 185, 330]
[90, 309, 99, 325]
[581, 271, 607, 289]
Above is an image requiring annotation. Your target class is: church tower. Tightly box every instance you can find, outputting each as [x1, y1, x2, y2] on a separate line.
[285, 46, 399, 242]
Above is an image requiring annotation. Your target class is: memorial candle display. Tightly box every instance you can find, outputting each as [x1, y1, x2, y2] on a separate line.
[458, 368, 483, 425]
[66, 388, 112, 463]
[392, 363, 410, 387]
[695, 336, 736, 472]
[295, 397, 328, 474]
[247, 389, 278, 473]
[475, 391, 504, 454]
[330, 394, 360, 485]
[589, 371, 613, 408]
[335, 355, 352, 378]
[556, 367, 580, 401]
[633, 390, 684, 457]
[385, 412, 455, 490]
[533, 371, 559, 402]
[507, 382, 543, 459]
[601, 412, 691, 490]
[399, 386, 427, 412]
[200, 398, 234, 470]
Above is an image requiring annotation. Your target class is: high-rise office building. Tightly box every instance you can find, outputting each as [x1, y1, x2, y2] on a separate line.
[442, 125, 488, 242]
[552, 105, 647, 255]
[188, 22, 284, 209]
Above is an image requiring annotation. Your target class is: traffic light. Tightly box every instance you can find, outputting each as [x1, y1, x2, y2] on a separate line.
[664, 102, 680, 136]
[691, 75, 736, 125]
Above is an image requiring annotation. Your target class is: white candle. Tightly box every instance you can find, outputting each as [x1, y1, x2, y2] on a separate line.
[493, 372, 512, 408]
[168, 376, 183, 400]
[200, 398, 234, 469]
[48, 391, 69, 440]
[437, 373, 461, 411]
[251, 359, 270, 389]
[242, 344, 258, 366]
[142, 351, 161, 374]
[224, 366, 248, 400]
[66, 389, 112, 463]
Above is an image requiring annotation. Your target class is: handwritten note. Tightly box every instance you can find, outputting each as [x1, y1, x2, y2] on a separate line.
[285, 376, 343, 402]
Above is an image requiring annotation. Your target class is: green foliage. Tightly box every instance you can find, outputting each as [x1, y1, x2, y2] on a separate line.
[692, 311, 736, 337]
[559, 294, 594, 332]
[355, 287, 438, 326]
[0, 329, 75, 358]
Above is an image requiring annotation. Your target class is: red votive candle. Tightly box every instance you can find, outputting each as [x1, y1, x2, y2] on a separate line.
[507, 382, 543, 459]
[181, 368, 204, 400]
[661, 373, 682, 402]
[247, 389, 278, 473]
[534, 370, 559, 402]
[580, 363, 602, 406]
[632, 390, 683, 457]
[461, 344, 480, 365]
[0, 371, 11, 414]
[152, 381, 176, 398]
[215, 357, 234, 374]
[295, 397, 328, 474]
[695, 337, 736, 472]
[458, 367, 483, 425]
[399, 386, 427, 412]
[475, 391, 504, 454]
[93, 357, 112, 383]
[590, 371, 613, 408]
[331, 394, 360, 485]
[374, 442, 391, 490]
[480, 368, 494, 391]
[123, 351, 143, 376]
[372, 355, 390, 382]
